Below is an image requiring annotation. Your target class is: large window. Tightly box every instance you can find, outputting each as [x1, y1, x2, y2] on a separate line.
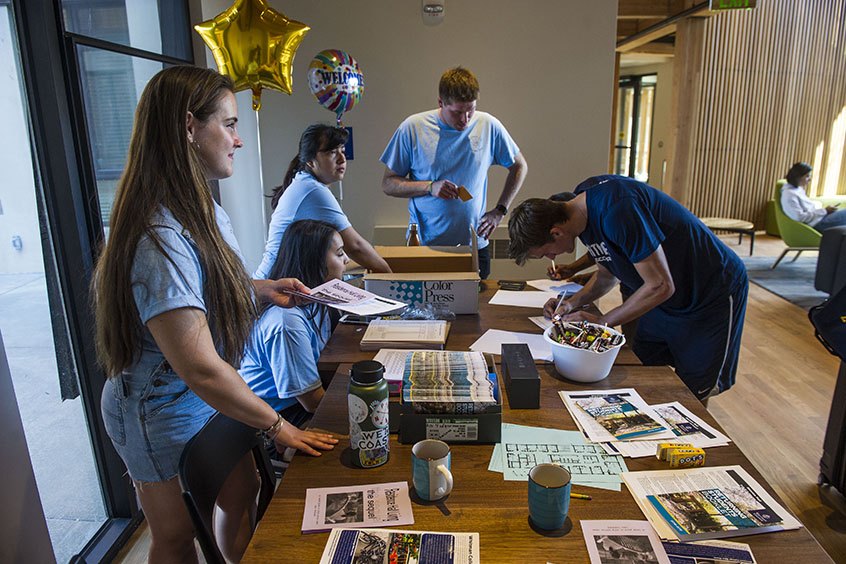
[10, 1, 193, 561]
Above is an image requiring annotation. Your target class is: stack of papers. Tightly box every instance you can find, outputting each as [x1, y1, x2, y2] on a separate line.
[559, 389, 730, 458]
[360, 320, 448, 351]
[622, 465, 802, 541]
[401, 350, 497, 413]
[487, 422, 627, 491]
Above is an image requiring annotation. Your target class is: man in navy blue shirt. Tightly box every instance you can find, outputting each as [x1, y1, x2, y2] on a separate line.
[507, 175, 748, 400]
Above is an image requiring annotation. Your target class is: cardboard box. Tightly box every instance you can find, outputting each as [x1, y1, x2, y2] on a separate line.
[364, 272, 480, 314]
[398, 367, 502, 445]
[374, 245, 474, 273]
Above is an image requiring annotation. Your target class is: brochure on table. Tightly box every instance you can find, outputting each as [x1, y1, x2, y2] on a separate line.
[560, 388, 676, 443]
[622, 465, 802, 541]
[285, 279, 406, 315]
[601, 401, 730, 458]
[301, 481, 413, 534]
[319, 528, 479, 564]
[662, 539, 757, 564]
[581, 520, 671, 564]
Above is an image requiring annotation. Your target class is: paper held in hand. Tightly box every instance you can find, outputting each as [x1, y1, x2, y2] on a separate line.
[283, 279, 406, 315]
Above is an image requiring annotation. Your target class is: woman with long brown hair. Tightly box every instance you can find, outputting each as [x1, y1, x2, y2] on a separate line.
[93, 66, 336, 563]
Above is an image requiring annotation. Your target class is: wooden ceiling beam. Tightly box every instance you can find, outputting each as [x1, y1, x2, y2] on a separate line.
[617, 1, 712, 52]
[617, 0, 672, 19]
[628, 42, 676, 55]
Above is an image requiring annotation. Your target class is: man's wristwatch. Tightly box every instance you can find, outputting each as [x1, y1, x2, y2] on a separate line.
[495, 204, 508, 215]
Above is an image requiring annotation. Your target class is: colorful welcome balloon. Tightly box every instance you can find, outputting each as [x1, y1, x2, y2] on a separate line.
[307, 49, 364, 124]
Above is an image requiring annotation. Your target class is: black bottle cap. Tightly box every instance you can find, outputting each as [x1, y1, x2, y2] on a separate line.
[350, 360, 384, 384]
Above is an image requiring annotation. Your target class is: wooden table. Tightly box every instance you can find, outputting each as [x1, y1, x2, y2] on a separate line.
[318, 280, 641, 379]
[242, 362, 835, 563]
[700, 216, 756, 256]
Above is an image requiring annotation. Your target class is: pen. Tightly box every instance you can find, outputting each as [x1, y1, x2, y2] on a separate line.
[552, 292, 567, 321]
[570, 493, 592, 500]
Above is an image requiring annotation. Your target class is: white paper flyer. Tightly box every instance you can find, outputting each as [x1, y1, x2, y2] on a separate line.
[319, 528, 479, 564]
[301, 481, 413, 533]
[581, 520, 671, 564]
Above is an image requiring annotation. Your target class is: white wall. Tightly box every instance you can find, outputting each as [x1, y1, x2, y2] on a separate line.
[196, 1, 618, 275]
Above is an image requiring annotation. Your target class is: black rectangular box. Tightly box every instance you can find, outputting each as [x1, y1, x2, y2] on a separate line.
[501, 343, 540, 409]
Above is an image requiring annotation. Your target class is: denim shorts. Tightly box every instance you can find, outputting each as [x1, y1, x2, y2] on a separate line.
[101, 358, 215, 482]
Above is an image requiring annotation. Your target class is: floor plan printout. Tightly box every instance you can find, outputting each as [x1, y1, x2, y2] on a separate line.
[489, 423, 627, 490]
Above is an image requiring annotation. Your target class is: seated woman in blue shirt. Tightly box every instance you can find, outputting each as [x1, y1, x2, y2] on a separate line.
[253, 124, 391, 279]
[241, 219, 348, 429]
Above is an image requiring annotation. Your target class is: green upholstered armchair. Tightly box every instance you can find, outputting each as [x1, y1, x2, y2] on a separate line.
[772, 179, 822, 268]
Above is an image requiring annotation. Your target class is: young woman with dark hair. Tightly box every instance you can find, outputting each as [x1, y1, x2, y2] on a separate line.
[93, 66, 336, 563]
[240, 219, 348, 428]
[253, 123, 390, 279]
[781, 162, 846, 231]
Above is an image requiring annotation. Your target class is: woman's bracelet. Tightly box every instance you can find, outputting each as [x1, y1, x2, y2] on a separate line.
[261, 413, 284, 441]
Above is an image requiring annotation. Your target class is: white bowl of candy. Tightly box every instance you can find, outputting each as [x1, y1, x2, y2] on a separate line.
[543, 321, 625, 383]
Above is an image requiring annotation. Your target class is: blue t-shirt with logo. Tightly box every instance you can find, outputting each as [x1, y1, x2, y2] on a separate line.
[379, 109, 519, 248]
[574, 175, 746, 314]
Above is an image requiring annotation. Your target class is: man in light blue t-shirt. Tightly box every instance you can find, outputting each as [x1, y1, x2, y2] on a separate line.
[380, 67, 528, 279]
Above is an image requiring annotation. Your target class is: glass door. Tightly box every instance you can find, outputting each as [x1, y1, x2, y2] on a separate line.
[614, 74, 657, 183]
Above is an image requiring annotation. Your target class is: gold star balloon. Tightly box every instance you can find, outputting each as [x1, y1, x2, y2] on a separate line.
[195, 0, 309, 110]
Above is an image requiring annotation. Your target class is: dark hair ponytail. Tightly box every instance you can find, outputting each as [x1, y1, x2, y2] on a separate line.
[269, 124, 349, 208]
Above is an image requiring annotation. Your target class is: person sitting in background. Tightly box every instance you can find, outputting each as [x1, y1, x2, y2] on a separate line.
[781, 162, 846, 231]
[240, 220, 348, 432]
[253, 124, 391, 279]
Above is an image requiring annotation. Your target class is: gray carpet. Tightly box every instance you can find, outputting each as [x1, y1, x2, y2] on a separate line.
[741, 256, 829, 310]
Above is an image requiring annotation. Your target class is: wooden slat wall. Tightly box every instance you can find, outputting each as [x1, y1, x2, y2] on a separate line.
[685, 0, 846, 228]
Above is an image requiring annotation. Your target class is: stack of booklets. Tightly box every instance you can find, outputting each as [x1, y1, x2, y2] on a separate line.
[360, 320, 449, 351]
[401, 350, 497, 414]
[622, 465, 802, 541]
[559, 388, 730, 457]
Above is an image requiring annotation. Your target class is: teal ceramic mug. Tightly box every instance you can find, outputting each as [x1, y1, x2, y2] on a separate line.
[411, 439, 453, 501]
[528, 463, 571, 530]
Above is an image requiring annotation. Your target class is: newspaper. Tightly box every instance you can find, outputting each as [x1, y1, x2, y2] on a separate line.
[301, 481, 413, 533]
[318, 528, 479, 564]
[285, 279, 407, 315]
[661, 539, 757, 564]
[603, 402, 730, 458]
[621, 465, 802, 541]
[581, 520, 671, 564]
[560, 389, 676, 443]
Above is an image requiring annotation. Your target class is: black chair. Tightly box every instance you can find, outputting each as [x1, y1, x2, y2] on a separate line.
[178, 412, 275, 564]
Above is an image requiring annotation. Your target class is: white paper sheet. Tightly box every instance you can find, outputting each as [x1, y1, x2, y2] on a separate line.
[488, 289, 557, 308]
[528, 316, 553, 331]
[469, 329, 553, 361]
[527, 279, 584, 294]
[302, 481, 413, 533]
[287, 279, 407, 315]
[581, 520, 671, 564]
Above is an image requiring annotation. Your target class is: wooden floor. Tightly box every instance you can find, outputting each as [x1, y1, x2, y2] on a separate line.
[113, 233, 846, 564]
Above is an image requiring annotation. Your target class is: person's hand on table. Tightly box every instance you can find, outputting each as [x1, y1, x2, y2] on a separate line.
[255, 278, 310, 308]
[560, 310, 602, 324]
[544, 297, 574, 319]
[430, 180, 459, 200]
[273, 424, 338, 457]
[477, 208, 505, 239]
